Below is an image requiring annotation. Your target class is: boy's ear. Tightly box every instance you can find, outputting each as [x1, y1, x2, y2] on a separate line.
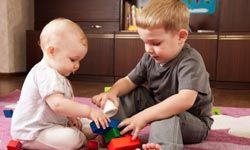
[178, 29, 188, 44]
[46, 46, 55, 57]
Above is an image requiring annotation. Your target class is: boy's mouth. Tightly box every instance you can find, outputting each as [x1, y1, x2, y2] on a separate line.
[152, 55, 159, 60]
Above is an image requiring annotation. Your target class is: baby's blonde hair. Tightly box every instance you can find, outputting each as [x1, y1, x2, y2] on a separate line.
[39, 18, 87, 51]
[136, 0, 190, 31]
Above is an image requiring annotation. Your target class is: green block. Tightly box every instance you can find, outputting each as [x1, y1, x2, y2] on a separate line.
[104, 128, 121, 144]
[104, 86, 111, 92]
[212, 107, 221, 115]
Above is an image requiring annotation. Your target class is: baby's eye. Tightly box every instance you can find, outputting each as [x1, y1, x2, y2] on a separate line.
[70, 58, 75, 62]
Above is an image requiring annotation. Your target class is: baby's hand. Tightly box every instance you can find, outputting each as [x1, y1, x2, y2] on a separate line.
[118, 113, 147, 140]
[67, 117, 82, 130]
[89, 108, 110, 129]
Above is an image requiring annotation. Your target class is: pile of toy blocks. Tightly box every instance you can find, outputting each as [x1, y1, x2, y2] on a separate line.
[90, 119, 141, 150]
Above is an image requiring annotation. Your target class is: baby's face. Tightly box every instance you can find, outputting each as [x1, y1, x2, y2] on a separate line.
[51, 33, 87, 76]
[138, 27, 182, 64]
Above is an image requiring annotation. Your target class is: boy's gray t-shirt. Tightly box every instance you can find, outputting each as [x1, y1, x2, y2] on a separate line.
[128, 43, 213, 128]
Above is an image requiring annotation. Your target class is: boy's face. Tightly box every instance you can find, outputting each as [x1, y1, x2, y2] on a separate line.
[138, 27, 183, 64]
[50, 34, 87, 76]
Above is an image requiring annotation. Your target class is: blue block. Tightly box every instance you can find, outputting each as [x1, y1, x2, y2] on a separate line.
[90, 119, 120, 135]
[3, 109, 13, 118]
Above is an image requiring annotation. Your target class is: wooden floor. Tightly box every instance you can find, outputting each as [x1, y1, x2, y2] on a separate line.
[1, 74, 250, 108]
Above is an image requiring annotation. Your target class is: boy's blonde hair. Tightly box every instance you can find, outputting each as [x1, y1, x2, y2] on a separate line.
[136, 0, 190, 31]
[39, 18, 87, 51]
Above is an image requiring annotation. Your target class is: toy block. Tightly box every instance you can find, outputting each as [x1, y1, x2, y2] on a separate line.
[103, 100, 118, 117]
[104, 128, 121, 144]
[108, 134, 140, 150]
[212, 107, 221, 115]
[104, 87, 111, 92]
[90, 119, 120, 135]
[3, 109, 13, 118]
[86, 140, 98, 150]
[7, 139, 22, 150]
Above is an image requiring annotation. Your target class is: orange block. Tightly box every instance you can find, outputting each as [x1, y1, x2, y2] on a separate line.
[108, 135, 140, 150]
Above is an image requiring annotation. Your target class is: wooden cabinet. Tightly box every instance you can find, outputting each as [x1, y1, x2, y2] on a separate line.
[217, 33, 250, 82]
[27, 0, 250, 85]
[114, 33, 144, 77]
[187, 34, 218, 80]
[30, 0, 119, 79]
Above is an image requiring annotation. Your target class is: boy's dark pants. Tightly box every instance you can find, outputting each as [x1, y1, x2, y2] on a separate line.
[113, 86, 209, 150]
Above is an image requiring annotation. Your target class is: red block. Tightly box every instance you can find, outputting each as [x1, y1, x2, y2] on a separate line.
[86, 140, 98, 150]
[108, 135, 140, 150]
[7, 140, 22, 150]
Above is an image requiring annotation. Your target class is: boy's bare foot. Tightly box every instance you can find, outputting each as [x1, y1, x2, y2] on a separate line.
[142, 143, 161, 150]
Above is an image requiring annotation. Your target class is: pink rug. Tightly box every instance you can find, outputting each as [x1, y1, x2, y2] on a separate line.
[1, 90, 250, 150]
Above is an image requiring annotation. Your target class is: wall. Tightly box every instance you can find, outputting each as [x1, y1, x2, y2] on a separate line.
[0, 0, 34, 73]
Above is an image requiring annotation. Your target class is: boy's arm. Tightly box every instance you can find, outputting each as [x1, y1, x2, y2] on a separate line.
[139, 89, 197, 123]
[109, 76, 137, 97]
[92, 76, 137, 108]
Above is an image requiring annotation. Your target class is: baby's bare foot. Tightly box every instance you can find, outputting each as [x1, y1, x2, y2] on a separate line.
[142, 143, 161, 150]
[82, 127, 97, 140]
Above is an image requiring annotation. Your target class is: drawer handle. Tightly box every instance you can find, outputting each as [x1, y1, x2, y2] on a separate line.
[90, 25, 103, 29]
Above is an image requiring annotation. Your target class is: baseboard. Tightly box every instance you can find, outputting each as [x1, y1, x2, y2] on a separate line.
[211, 81, 250, 89]
[68, 74, 115, 83]
[0, 72, 27, 77]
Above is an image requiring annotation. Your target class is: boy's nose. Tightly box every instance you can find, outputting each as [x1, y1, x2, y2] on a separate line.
[145, 45, 154, 54]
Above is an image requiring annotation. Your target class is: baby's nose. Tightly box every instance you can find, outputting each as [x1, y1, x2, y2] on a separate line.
[73, 63, 80, 71]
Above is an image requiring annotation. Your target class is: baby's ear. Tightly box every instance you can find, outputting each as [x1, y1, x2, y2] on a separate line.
[178, 29, 188, 44]
[46, 46, 55, 57]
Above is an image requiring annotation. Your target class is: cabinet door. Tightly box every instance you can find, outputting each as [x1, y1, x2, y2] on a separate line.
[219, 0, 250, 32]
[186, 34, 218, 80]
[217, 34, 250, 82]
[77, 34, 114, 76]
[114, 34, 144, 77]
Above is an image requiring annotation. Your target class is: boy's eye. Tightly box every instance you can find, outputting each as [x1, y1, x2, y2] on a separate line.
[152, 42, 161, 46]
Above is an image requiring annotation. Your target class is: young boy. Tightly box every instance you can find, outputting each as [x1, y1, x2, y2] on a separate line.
[11, 18, 109, 149]
[92, 0, 213, 149]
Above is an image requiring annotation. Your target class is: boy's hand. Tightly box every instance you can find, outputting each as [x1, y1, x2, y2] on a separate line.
[89, 108, 110, 129]
[67, 117, 82, 130]
[118, 113, 148, 140]
[92, 92, 119, 109]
